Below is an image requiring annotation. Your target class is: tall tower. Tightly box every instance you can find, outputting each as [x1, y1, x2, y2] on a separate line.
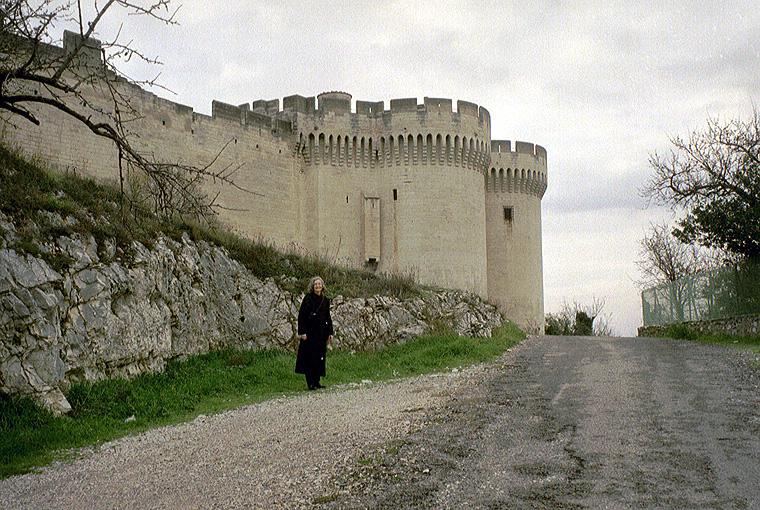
[485, 141, 547, 333]
[293, 93, 492, 297]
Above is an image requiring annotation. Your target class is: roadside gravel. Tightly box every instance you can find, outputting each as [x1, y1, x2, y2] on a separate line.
[0, 350, 505, 510]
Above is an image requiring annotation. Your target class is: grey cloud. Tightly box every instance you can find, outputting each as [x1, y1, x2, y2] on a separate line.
[543, 167, 650, 216]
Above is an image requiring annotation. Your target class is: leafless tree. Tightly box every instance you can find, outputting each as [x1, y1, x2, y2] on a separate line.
[636, 222, 712, 322]
[644, 109, 759, 208]
[637, 223, 711, 287]
[0, 0, 241, 220]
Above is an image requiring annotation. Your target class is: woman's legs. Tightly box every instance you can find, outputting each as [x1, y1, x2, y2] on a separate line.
[305, 372, 319, 390]
[305, 372, 325, 390]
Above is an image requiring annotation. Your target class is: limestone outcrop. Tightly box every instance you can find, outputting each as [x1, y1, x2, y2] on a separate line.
[0, 212, 504, 414]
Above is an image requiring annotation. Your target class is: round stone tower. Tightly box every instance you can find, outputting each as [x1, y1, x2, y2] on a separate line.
[486, 141, 547, 333]
[293, 94, 492, 297]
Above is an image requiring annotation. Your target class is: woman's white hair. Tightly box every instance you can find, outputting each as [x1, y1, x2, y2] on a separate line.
[308, 276, 325, 293]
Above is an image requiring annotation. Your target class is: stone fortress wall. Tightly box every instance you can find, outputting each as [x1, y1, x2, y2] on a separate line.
[0, 32, 548, 332]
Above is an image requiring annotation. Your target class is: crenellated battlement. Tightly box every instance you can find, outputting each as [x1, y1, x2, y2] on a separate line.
[486, 139, 547, 198]
[219, 91, 490, 127]
[211, 99, 294, 136]
[254, 92, 495, 173]
[491, 139, 547, 160]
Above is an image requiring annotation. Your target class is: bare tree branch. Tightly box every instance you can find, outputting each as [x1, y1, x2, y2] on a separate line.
[643, 109, 760, 209]
[1, 0, 242, 222]
[636, 222, 710, 288]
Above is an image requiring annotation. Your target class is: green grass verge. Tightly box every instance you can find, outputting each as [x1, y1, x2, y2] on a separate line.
[660, 323, 760, 351]
[0, 324, 524, 479]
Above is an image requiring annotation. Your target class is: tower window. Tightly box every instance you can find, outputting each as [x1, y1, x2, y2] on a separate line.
[504, 206, 513, 223]
[393, 189, 398, 201]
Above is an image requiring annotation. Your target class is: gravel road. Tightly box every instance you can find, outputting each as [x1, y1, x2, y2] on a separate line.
[323, 335, 760, 509]
[2, 335, 759, 509]
[0, 351, 496, 510]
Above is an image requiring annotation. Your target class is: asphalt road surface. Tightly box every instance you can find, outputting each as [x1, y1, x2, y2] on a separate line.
[326, 335, 760, 509]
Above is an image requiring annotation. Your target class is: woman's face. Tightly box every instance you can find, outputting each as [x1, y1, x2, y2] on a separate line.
[313, 280, 323, 295]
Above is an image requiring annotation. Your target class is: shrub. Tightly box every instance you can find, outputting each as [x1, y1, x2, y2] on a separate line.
[545, 313, 571, 335]
[663, 323, 699, 340]
[574, 311, 594, 336]
[544, 298, 614, 336]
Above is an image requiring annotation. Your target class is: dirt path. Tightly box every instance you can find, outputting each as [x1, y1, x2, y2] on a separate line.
[0, 357, 495, 510]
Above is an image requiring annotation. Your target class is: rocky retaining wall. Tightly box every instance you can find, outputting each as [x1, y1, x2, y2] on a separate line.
[638, 313, 760, 338]
[0, 213, 504, 414]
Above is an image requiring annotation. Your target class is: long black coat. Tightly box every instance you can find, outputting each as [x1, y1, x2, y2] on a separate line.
[295, 292, 333, 376]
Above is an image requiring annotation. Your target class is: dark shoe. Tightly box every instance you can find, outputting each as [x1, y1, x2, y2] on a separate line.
[315, 383, 325, 389]
[308, 385, 316, 391]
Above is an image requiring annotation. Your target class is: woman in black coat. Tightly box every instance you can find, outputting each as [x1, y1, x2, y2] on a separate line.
[295, 276, 333, 390]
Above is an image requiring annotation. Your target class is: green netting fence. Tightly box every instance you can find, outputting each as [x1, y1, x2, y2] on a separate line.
[641, 260, 760, 327]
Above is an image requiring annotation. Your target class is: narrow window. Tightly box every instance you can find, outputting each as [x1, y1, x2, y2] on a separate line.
[393, 189, 398, 200]
[504, 206, 513, 223]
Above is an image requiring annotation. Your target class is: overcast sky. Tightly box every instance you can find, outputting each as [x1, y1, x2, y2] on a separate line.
[59, 0, 760, 335]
